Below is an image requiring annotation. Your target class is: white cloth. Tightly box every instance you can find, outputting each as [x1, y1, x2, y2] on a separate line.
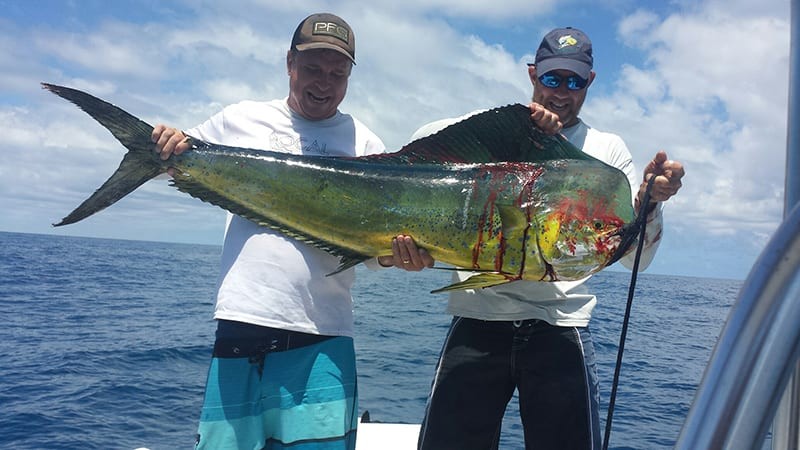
[411, 112, 663, 327]
[188, 98, 385, 336]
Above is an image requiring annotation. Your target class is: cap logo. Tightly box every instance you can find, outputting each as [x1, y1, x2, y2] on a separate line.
[312, 21, 349, 43]
[557, 35, 579, 49]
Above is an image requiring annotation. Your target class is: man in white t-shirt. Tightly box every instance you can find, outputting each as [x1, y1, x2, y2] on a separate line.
[151, 13, 407, 450]
[409, 27, 685, 450]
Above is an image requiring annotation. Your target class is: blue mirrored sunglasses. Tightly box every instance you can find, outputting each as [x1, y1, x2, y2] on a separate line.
[538, 73, 589, 91]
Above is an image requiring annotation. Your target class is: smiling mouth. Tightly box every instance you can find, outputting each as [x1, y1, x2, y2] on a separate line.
[308, 92, 329, 103]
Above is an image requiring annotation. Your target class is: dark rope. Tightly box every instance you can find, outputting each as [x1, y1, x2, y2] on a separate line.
[602, 175, 658, 450]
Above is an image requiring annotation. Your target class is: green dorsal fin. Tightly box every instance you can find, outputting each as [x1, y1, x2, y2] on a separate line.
[357, 104, 593, 165]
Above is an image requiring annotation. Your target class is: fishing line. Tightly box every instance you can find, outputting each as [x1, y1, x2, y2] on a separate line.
[602, 174, 657, 450]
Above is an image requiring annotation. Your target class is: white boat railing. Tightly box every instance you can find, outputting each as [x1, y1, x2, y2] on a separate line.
[674, 203, 800, 449]
[675, 0, 800, 448]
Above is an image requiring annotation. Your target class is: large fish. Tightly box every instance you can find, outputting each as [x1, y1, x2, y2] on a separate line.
[43, 83, 639, 292]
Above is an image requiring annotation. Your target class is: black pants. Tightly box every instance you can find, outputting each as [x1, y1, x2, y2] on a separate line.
[417, 317, 600, 450]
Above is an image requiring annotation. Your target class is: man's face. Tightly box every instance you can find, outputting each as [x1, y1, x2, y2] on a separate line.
[287, 48, 352, 121]
[530, 66, 594, 128]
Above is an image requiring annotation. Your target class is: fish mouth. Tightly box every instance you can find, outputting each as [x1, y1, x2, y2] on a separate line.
[607, 222, 641, 265]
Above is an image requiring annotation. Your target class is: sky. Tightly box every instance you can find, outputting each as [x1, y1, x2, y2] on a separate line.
[0, 0, 793, 281]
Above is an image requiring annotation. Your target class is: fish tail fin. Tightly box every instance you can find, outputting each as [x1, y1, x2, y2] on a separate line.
[42, 83, 164, 226]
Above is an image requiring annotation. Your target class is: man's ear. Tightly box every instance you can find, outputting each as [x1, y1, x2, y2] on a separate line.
[286, 50, 294, 75]
[527, 64, 538, 85]
[586, 70, 596, 88]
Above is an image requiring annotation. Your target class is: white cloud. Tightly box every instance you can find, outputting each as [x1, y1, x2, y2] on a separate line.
[354, 0, 559, 20]
[617, 64, 667, 101]
[32, 23, 164, 79]
[604, 4, 790, 248]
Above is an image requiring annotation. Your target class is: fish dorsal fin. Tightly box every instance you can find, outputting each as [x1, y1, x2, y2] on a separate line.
[360, 104, 593, 165]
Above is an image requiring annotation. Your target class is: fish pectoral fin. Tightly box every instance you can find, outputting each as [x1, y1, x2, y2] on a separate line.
[430, 273, 516, 294]
[535, 214, 562, 262]
[497, 205, 528, 235]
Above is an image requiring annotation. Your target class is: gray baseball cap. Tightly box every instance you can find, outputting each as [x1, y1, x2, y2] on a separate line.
[534, 27, 593, 79]
[291, 13, 356, 64]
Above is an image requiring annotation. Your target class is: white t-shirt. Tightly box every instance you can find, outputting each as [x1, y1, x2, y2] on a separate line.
[188, 98, 386, 337]
[411, 112, 663, 327]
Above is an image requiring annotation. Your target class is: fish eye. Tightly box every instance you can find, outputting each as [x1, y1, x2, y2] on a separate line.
[593, 221, 604, 230]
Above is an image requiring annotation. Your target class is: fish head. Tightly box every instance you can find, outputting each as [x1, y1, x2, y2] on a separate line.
[526, 178, 635, 281]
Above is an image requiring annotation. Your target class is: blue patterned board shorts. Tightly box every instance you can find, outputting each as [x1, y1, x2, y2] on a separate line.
[195, 323, 358, 450]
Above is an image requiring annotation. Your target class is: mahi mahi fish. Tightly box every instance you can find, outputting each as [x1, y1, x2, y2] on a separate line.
[43, 82, 640, 293]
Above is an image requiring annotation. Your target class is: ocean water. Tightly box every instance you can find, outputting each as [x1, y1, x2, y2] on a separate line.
[0, 231, 752, 449]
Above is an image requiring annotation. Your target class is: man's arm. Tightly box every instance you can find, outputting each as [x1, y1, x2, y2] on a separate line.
[635, 151, 684, 212]
[618, 150, 685, 271]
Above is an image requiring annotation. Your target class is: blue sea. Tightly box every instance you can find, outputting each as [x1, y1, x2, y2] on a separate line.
[0, 231, 754, 449]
